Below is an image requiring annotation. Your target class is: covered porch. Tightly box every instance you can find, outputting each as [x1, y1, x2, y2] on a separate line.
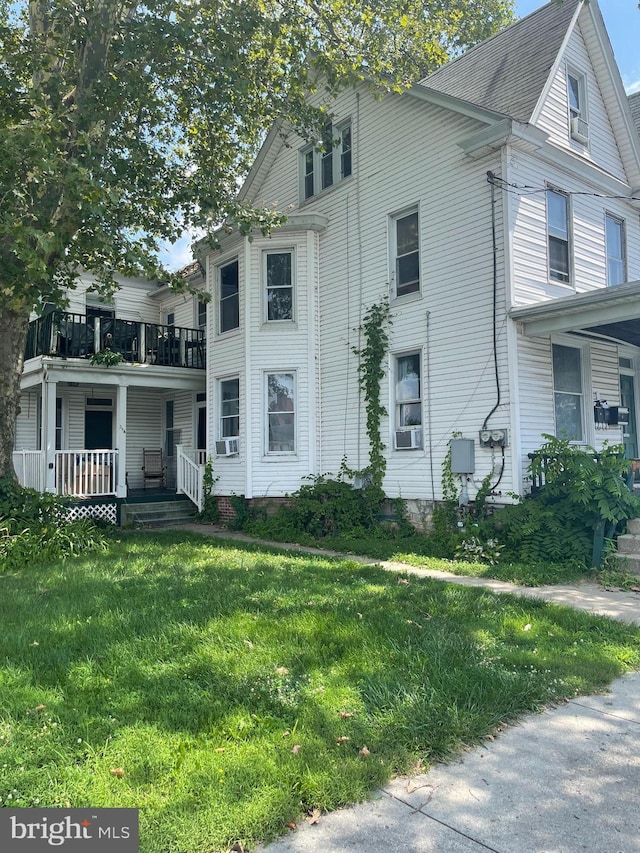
[15, 358, 206, 499]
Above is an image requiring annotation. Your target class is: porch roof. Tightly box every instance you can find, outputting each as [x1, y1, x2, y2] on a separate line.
[510, 280, 640, 347]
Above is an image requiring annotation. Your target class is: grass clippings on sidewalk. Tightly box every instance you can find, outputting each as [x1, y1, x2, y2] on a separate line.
[1, 530, 639, 853]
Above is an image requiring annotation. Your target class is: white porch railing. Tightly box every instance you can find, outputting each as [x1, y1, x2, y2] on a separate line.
[13, 450, 44, 491]
[55, 450, 117, 497]
[176, 445, 204, 511]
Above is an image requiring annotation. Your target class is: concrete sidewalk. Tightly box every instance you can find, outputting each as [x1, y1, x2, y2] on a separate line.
[175, 524, 640, 853]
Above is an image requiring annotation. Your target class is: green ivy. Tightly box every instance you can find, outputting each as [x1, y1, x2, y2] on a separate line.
[352, 297, 392, 503]
[199, 457, 219, 523]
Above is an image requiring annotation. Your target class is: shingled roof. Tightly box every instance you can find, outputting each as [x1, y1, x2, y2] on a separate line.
[418, 0, 581, 123]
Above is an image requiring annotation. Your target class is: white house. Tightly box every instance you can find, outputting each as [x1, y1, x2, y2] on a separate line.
[198, 0, 640, 523]
[13, 0, 640, 526]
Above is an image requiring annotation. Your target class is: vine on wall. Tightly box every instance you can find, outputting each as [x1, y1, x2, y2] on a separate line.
[352, 297, 392, 493]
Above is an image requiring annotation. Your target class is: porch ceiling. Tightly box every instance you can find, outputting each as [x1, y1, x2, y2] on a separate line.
[510, 280, 640, 345]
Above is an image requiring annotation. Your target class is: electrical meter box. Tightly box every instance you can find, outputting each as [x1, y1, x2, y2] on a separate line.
[450, 438, 475, 474]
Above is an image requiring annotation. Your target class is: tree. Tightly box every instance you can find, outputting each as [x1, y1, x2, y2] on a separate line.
[0, 0, 514, 480]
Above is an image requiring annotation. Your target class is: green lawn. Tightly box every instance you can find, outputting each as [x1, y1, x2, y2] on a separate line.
[1, 530, 639, 853]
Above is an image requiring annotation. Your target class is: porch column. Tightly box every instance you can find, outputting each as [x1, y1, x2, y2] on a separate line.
[116, 384, 128, 497]
[43, 377, 57, 493]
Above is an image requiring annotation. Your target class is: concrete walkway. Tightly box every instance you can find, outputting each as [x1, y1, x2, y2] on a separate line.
[174, 524, 640, 853]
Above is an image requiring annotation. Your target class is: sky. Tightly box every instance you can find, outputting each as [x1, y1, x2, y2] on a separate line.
[160, 0, 640, 271]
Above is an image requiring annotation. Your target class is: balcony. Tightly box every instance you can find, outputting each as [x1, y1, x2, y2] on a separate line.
[25, 311, 205, 369]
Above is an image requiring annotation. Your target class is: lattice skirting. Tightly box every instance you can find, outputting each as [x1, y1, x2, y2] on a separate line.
[66, 502, 118, 525]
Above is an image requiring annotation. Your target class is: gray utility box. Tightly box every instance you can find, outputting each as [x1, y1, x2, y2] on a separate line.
[450, 438, 475, 474]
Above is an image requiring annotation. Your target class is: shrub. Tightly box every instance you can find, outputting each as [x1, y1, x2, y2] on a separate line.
[0, 477, 107, 571]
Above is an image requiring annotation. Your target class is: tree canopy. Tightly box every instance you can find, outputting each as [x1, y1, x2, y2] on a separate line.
[0, 0, 514, 478]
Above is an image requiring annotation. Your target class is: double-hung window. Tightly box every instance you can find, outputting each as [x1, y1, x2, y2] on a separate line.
[547, 189, 570, 284]
[266, 373, 295, 453]
[605, 214, 626, 286]
[219, 259, 239, 334]
[552, 343, 584, 442]
[219, 378, 240, 438]
[395, 353, 423, 448]
[301, 121, 352, 200]
[392, 209, 420, 297]
[265, 250, 293, 321]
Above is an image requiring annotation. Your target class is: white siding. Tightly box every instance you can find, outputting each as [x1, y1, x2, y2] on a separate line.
[509, 150, 640, 307]
[536, 22, 627, 182]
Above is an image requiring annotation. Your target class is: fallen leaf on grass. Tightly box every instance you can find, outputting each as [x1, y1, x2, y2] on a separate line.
[34, 704, 46, 712]
[335, 736, 350, 744]
[110, 768, 125, 778]
[523, 623, 532, 631]
[282, 730, 290, 738]
[291, 744, 301, 754]
[286, 822, 297, 831]
[339, 711, 354, 719]
[214, 748, 226, 753]
[275, 667, 289, 676]
[359, 746, 370, 756]
[306, 809, 321, 825]
[397, 578, 409, 585]
[29, 642, 40, 647]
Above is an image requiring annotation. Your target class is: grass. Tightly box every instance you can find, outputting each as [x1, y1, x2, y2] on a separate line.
[1, 530, 639, 853]
[240, 524, 594, 586]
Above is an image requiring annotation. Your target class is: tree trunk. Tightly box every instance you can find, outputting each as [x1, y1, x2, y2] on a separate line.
[0, 305, 30, 481]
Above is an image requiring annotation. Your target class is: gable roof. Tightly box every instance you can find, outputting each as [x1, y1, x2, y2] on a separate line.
[418, 0, 581, 123]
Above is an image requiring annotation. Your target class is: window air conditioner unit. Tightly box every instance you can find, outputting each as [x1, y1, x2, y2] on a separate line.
[215, 438, 239, 456]
[394, 428, 423, 450]
[570, 116, 589, 144]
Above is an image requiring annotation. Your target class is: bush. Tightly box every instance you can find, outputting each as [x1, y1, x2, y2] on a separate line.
[0, 477, 107, 570]
[481, 436, 640, 568]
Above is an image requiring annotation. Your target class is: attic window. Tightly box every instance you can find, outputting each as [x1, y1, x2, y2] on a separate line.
[567, 70, 589, 143]
[301, 120, 352, 201]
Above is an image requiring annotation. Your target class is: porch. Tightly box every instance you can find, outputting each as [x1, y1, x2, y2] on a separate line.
[25, 310, 205, 370]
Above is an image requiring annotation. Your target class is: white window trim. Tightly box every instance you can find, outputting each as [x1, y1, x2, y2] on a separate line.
[551, 337, 591, 445]
[566, 66, 588, 121]
[605, 212, 626, 287]
[218, 375, 240, 440]
[217, 257, 240, 337]
[390, 205, 421, 300]
[392, 350, 424, 450]
[300, 119, 353, 202]
[546, 187, 573, 287]
[262, 248, 296, 324]
[264, 370, 297, 456]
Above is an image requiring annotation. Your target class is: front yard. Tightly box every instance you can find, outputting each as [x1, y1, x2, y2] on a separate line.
[1, 530, 639, 852]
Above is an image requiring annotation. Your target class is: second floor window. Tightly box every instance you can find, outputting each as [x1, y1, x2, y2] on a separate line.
[219, 259, 239, 334]
[301, 121, 352, 201]
[605, 214, 626, 286]
[392, 209, 420, 297]
[547, 189, 570, 284]
[265, 250, 293, 321]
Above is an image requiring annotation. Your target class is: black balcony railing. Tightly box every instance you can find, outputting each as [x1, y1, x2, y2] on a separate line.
[24, 311, 205, 369]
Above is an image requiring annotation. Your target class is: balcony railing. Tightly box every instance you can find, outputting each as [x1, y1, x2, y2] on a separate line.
[25, 311, 205, 369]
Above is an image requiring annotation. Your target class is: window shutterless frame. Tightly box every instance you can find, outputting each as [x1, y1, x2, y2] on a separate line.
[263, 249, 294, 322]
[265, 372, 296, 454]
[391, 207, 420, 298]
[551, 342, 585, 442]
[300, 120, 352, 201]
[546, 189, 571, 284]
[219, 377, 240, 439]
[605, 213, 626, 286]
[218, 258, 239, 334]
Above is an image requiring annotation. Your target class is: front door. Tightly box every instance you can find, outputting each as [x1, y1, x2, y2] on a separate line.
[620, 373, 638, 459]
[85, 410, 113, 449]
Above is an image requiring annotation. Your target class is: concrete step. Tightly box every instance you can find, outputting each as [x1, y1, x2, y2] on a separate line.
[616, 534, 640, 554]
[613, 554, 640, 577]
[121, 499, 198, 528]
[626, 517, 640, 535]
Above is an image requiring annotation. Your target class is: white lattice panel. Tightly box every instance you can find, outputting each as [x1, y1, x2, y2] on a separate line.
[67, 502, 117, 525]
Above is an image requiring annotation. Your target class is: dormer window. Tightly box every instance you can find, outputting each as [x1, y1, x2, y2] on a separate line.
[567, 70, 589, 144]
[301, 120, 352, 201]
